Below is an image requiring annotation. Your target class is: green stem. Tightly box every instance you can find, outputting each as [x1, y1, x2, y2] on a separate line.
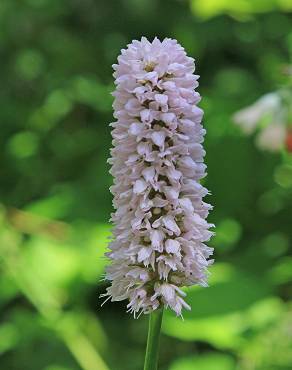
[143, 308, 164, 370]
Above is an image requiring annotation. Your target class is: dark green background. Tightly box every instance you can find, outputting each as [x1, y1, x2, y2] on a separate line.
[1, 1, 292, 369]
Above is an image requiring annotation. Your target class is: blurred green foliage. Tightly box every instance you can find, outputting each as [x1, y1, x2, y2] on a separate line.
[0, 1, 292, 370]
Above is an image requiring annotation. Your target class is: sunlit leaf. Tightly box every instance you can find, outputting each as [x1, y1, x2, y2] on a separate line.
[169, 353, 236, 370]
[163, 264, 274, 349]
[0, 323, 19, 354]
[212, 218, 242, 252]
[7, 131, 39, 159]
[190, 0, 292, 19]
[25, 189, 74, 219]
[268, 257, 292, 284]
[184, 266, 271, 319]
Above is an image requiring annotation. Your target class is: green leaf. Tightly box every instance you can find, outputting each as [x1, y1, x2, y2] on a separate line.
[184, 265, 271, 319]
[25, 189, 74, 219]
[190, 0, 292, 19]
[0, 323, 19, 354]
[169, 353, 236, 370]
[162, 264, 274, 349]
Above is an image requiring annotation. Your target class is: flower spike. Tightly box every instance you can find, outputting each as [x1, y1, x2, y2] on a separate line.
[102, 37, 214, 316]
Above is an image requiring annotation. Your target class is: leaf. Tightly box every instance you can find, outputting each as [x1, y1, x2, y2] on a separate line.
[163, 311, 245, 349]
[0, 323, 19, 355]
[25, 189, 74, 219]
[184, 265, 271, 319]
[162, 263, 274, 349]
[169, 353, 236, 370]
[184, 278, 267, 319]
[190, 0, 292, 19]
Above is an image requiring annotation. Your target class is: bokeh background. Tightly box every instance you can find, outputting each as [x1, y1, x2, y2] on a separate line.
[1, 0, 292, 369]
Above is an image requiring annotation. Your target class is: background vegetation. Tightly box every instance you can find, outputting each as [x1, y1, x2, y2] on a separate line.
[1, 0, 292, 369]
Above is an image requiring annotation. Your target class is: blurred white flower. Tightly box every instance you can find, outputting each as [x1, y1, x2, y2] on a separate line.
[256, 123, 286, 152]
[233, 92, 282, 134]
[233, 91, 290, 152]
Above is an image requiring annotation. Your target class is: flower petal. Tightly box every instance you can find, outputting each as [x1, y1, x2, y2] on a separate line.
[165, 239, 180, 254]
[151, 131, 166, 147]
[162, 215, 181, 234]
[133, 179, 147, 194]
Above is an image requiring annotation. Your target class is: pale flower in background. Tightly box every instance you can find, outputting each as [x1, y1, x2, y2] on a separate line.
[233, 91, 289, 152]
[256, 123, 286, 152]
[233, 92, 282, 134]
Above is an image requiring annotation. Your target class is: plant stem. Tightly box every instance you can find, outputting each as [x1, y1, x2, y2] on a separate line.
[143, 308, 164, 370]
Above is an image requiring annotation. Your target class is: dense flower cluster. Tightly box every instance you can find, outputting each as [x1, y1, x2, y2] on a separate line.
[101, 37, 214, 317]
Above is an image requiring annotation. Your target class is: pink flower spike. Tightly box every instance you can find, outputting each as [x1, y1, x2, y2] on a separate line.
[102, 37, 214, 317]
